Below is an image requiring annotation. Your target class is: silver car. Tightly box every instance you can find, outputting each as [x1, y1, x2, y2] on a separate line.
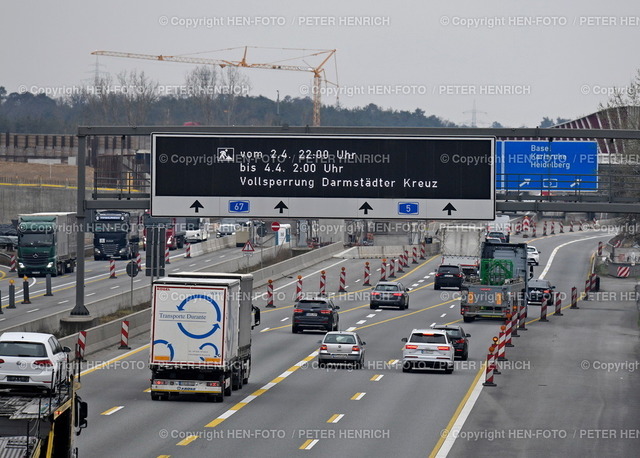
[0, 332, 71, 393]
[401, 329, 454, 373]
[318, 331, 366, 369]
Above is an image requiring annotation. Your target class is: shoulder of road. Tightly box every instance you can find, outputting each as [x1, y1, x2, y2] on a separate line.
[444, 275, 640, 457]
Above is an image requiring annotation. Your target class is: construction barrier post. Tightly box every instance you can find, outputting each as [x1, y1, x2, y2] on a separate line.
[266, 280, 275, 308]
[569, 221, 574, 232]
[397, 255, 405, 273]
[296, 275, 303, 302]
[553, 291, 563, 316]
[388, 258, 396, 279]
[570, 286, 579, 309]
[76, 331, 87, 361]
[518, 301, 528, 330]
[590, 273, 597, 292]
[543, 221, 548, 236]
[22, 277, 31, 304]
[9, 254, 16, 272]
[0, 291, 3, 314]
[492, 337, 501, 374]
[44, 273, 53, 296]
[380, 259, 387, 281]
[540, 297, 549, 322]
[532, 222, 537, 238]
[136, 252, 142, 271]
[185, 243, 191, 258]
[363, 263, 371, 286]
[119, 320, 131, 350]
[511, 305, 519, 337]
[497, 326, 507, 361]
[560, 221, 564, 233]
[584, 277, 590, 300]
[550, 221, 555, 235]
[420, 243, 426, 260]
[109, 258, 116, 278]
[412, 246, 418, 264]
[505, 313, 514, 347]
[483, 346, 497, 387]
[339, 267, 347, 292]
[320, 270, 327, 296]
[165, 246, 170, 264]
[8, 281, 16, 309]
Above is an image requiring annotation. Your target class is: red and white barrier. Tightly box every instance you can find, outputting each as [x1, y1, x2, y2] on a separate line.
[497, 326, 507, 361]
[550, 220, 555, 235]
[339, 267, 347, 293]
[584, 277, 590, 300]
[617, 266, 630, 278]
[569, 221, 574, 232]
[420, 243, 426, 260]
[553, 291, 563, 316]
[518, 301, 528, 330]
[388, 258, 396, 278]
[185, 243, 191, 258]
[543, 221, 547, 236]
[396, 255, 404, 273]
[540, 297, 549, 322]
[363, 262, 371, 286]
[522, 217, 530, 235]
[505, 313, 514, 347]
[590, 273, 597, 292]
[109, 258, 116, 279]
[570, 286, 579, 309]
[597, 241, 603, 256]
[119, 320, 131, 349]
[9, 254, 16, 272]
[559, 222, 564, 233]
[136, 252, 142, 271]
[511, 306, 519, 337]
[296, 275, 303, 302]
[532, 222, 537, 237]
[380, 259, 387, 281]
[412, 246, 418, 264]
[76, 331, 87, 361]
[483, 346, 498, 387]
[320, 270, 326, 296]
[165, 246, 170, 264]
[266, 279, 275, 307]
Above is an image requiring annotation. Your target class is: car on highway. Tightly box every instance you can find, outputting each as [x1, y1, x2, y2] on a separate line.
[434, 265, 464, 290]
[526, 278, 555, 306]
[485, 236, 502, 244]
[317, 331, 366, 368]
[0, 332, 71, 393]
[486, 231, 507, 243]
[292, 297, 340, 333]
[527, 245, 540, 266]
[401, 329, 455, 373]
[431, 324, 470, 360]
[370, 281, 409, 309]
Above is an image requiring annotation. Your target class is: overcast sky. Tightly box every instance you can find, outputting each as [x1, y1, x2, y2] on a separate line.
[2, 0, 638, 127]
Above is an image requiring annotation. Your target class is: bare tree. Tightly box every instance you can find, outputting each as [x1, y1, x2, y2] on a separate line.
[220, 67, 251, 125]
[184, 65, 220, 124]
[599, 69, 640, 243]
[117, 70, 159, 126]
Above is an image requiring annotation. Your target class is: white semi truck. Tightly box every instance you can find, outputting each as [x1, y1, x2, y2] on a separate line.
[149, 273, 260, 402]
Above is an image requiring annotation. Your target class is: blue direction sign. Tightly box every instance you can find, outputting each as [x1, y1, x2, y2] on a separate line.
[496, 141, 598, 191]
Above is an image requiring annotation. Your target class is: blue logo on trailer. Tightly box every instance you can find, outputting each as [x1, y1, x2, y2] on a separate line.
[496, 141, 598, 190]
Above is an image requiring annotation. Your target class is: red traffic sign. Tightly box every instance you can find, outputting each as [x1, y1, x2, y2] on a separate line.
[242, 240, 255, 253]
[271, 222, 280, 232]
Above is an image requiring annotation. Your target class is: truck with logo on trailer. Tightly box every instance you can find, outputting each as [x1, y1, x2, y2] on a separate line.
[438, 224, 485, 281]
[92, 210, 140, 260]
[17, 212, 78, 277]
[460, 242, 529, 322]
[149, 273, 260, 402]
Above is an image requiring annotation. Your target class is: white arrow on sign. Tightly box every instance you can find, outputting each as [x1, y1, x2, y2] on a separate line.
[519, 178, 531, 187]
[570, 179, 582, 188]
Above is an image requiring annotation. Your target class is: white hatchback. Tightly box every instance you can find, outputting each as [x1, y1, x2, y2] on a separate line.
[527, 245, 540, 266]
[0, 332, 71, 393]
[401, 329, 455, 373]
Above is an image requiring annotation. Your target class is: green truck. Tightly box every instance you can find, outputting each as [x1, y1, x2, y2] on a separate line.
[17, 212, 78, 277]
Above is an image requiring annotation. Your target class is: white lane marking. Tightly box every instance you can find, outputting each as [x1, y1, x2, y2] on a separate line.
[346, 327, 357, 332]
[0, 318, 5, 322]
[355, 279, 361, 283]
[26, 309, 40, 313]
[435, 371, 485, 457]
[303, 440, 319, 450]
[356, 320, 366, 325]
[539, 234, 603, 279]
[110, 285, 120, 290]
[450, 304, 456, 309]
[280, 317, 289, 322]
[366, 314, 376, 318]
[440, 313, 447, 318]
[133, 279, 142, 283]
[431, 322, 436, 327]
[219, 255, 226, 258]
[372, 375, 384, 382]
[58, 300, 69, 304]
[412, 283, 419, 287]
[260, 327, 271, 332]
[329, 414, 344, 423]
[189, 263, 197, 267]
[418, 279, 425, 283]
[102, 406, 124, 416]
[86, 292, 96, 297]
[352, 392, 366, 401]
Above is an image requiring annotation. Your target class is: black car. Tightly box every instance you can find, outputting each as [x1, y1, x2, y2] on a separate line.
[292, 297, 340, 333]
[370, 281, 409, 310]
[434, 265, 464, 290]
[526, 279, 555, 306]
[432, 324, 471, 360]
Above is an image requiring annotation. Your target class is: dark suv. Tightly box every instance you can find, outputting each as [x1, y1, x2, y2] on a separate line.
[370, 281, 409, 310]
[434, 265, 464, 290]
[292, 298, 340, 333]
[432, 324, 471, 360]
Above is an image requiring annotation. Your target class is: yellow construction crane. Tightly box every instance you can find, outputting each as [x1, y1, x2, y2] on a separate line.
[91, 46, 337, 126]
